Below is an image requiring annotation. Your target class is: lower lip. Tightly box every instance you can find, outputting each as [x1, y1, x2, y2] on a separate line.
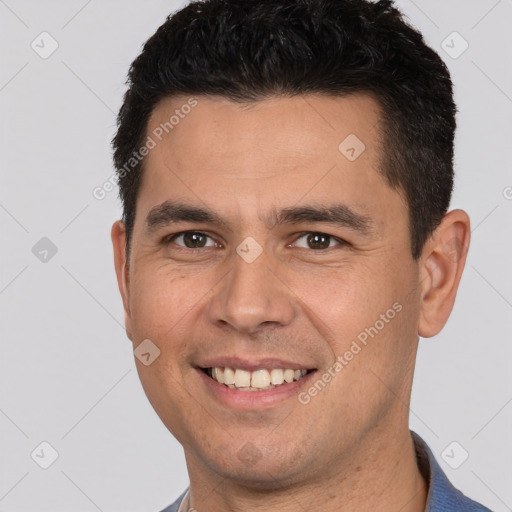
[197, 369, 316, 409]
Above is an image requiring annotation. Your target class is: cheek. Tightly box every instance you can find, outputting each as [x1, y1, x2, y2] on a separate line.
[298, 259, 417, 389]
[287, 263, 396, 350]
[128, 265, 204, 342]
[127, 267, 206, 439]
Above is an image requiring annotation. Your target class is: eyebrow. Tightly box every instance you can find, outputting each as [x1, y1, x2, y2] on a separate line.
[145, 200, 374, 236]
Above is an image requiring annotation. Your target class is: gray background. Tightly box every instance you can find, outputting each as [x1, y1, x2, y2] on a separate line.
[0, 1, 510, 511]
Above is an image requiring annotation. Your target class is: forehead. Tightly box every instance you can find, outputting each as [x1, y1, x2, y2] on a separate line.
[146, 92, 383, 167]
[137, 93, 406, 233]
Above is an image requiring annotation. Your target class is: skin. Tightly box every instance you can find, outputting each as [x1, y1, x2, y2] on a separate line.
[112, 93, 470, 511]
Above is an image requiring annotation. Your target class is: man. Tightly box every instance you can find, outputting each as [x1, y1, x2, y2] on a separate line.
[111, 0, 492, 510]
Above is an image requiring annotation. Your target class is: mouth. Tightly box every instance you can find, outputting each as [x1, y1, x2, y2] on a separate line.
[201, 366, 315, 391]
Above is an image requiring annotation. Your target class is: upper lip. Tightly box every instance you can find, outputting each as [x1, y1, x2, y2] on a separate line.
[197, 357, 317, 372]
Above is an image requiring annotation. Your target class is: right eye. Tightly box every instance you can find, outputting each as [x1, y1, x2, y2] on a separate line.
[162, 231, 219, 249]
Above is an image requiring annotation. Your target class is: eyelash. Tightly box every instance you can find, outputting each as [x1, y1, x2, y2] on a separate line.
[161, 231, 347, 251]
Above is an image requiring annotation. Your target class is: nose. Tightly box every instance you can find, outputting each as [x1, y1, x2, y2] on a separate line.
[207, 248, 296, 334]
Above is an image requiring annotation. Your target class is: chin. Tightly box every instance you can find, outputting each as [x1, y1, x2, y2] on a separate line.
[193, 439, 315, 490]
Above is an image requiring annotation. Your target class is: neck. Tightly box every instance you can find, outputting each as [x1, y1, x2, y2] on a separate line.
[184, 425, 428, 512]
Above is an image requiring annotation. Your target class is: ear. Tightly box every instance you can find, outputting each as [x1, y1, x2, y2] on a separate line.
[111, 220, 133, 341]
[418, 209, 471, 338]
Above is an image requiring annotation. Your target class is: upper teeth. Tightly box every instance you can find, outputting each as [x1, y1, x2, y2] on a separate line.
[210, 367, 308, 391]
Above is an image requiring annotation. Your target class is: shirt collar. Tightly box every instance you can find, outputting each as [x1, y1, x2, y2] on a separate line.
[411, 430, 489, 511]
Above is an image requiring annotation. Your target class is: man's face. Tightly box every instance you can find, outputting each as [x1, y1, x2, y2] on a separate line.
[115, 93, 423, 486]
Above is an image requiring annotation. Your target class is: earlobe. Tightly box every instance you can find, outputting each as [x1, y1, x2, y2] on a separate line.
[418, 209, 470, 338]
[111, 220, 133, 341]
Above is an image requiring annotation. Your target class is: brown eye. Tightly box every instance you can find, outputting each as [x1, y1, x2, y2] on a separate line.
[168, 231, 215, 249]
[294, 232, 343, 250]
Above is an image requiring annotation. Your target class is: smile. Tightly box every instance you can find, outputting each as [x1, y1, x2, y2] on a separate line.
[204, 367, 312, 391]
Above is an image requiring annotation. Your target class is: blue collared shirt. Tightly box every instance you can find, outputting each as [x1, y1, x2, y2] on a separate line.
[160, 431, 492, 511]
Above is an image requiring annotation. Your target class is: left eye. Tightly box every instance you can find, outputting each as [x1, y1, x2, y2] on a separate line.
[293, 232, 344, 250]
